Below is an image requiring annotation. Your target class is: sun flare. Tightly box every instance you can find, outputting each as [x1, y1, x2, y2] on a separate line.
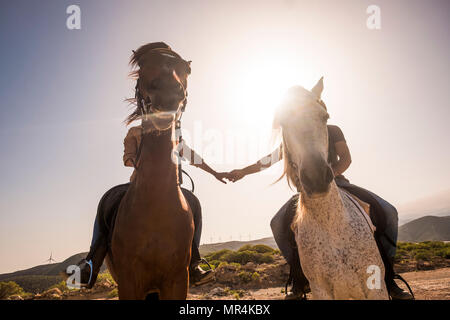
[229, 56, 314, 129]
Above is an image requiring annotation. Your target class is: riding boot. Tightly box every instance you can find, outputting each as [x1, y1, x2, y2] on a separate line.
[385, 257, 414, 300]
[189, 245, 215, 287]
[374, 231, 414, 300]
[68, 238, 108, 289]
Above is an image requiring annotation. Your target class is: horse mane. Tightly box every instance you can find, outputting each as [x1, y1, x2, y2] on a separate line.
[271, 111, 300, 191]
[124, 42, 171, 125]
[276, 132, 301, 191]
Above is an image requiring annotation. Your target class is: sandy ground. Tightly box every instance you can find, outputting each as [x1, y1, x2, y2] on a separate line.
[187, 267, 450, 300]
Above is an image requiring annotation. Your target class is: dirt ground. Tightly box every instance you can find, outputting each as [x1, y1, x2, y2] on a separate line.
[33, 267, 448, 300]
[187, 267, 450, 300]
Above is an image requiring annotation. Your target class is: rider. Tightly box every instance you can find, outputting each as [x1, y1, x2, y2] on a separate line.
[70, 42, 227, 289]
[227, 94, 413, 300]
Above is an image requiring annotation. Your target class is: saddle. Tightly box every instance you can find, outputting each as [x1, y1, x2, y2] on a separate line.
[341, 189, 376, 234]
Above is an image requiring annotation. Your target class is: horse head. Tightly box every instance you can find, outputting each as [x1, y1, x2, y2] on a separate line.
[274, 77, 333, 197]
[127, 42, 192, 131]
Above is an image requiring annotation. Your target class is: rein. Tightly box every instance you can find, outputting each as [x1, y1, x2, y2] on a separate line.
[130, 94, 194, 192]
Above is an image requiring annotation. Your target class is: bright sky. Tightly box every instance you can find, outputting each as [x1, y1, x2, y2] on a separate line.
[0, 0, 449, 273]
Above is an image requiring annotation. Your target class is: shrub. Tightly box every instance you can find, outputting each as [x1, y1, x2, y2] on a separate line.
[203, 245, 276, 266]
[237, 245, 253, 252]
[49, 280, 69, 293]
[108, 288, 118, 298]
[238, 271, 252, 283]
[249, 245, 275, 254]
[0, 281, 25, 299]
[251, 272, 260, 281]
[205, 249, 232, 261]
[414, 252, 432, 261]
[97, 272, 116, 285]
[224, 288, 245, 299]
[237, 244, 275, 254]
[395, 241, 450, 262]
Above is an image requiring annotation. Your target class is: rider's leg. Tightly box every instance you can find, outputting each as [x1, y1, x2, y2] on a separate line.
[70, 184, 130, 289]
[75, 214, 109, 288]
[270, 194, 309, 298]
[181, 188, 214, 286]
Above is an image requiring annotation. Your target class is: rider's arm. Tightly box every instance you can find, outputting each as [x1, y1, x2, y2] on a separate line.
[332, 141, 352, 177]
[123, 127, 139, 167]
[228, 146, 283, 182]
[181, 141, 227, 184]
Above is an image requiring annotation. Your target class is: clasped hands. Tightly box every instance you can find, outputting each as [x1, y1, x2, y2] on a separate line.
[213, 169, 246, 184]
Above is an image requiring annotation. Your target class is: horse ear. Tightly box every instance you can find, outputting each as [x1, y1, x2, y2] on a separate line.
[311, 77, 324, 99]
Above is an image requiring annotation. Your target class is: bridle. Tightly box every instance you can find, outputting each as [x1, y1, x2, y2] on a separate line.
[130, 94, 185, 171]
[130, 69, 187, 171]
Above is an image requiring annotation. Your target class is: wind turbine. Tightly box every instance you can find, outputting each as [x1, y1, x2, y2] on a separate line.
[44, 252, 56, 264]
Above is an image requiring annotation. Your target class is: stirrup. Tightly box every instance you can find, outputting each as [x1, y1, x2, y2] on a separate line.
[77, 259, 94, 288]
[200, 258, 213, 272]
[393, 274, 415, 300]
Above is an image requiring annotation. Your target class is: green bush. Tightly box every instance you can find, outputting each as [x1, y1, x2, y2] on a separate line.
[97, 272, 116, 285]
[108, 288, 118, 298]
[204, 245, 276, 266]
[238, 271, 252, 283]
[0, 281, 25, 299]
[415, 251, 432, 261]
[249, 245, 275, 254]
[251, 272, 260, 281]
[206, 249, 232, 261]
[395, 241, 450, 262]
[49, 280, 69, 293]
[224, 288, 245, 299]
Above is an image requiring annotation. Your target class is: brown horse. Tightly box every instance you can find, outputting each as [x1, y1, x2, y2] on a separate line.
[105, 43, 194, 299]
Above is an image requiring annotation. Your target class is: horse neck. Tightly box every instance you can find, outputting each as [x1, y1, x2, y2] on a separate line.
[134, 126, 179, 193]
[298, 181, 346, 226]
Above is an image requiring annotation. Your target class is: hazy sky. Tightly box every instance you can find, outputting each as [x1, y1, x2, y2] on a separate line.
[0, 0, 449, 273]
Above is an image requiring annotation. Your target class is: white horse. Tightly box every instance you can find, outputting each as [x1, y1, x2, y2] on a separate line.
[273, 78, 389, 300]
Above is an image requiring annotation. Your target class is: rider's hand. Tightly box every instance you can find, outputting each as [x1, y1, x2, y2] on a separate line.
[227, 169, 246, 182]
[214, 172, 228, 184]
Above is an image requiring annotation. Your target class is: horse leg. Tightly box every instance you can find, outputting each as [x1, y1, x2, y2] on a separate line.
[159, 270, 189, 300]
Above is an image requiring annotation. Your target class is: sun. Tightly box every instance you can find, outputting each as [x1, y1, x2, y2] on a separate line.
[229, 56, 313, 130]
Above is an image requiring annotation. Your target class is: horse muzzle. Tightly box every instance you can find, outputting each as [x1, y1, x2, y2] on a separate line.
[299, 157, 334, 196]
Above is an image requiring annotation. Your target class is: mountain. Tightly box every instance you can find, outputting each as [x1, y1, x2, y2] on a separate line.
[199, 237, 278, 255]
[0, 252, 89, 282]
[397, 189, 450, 225]
[398, 216, 450, 242]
